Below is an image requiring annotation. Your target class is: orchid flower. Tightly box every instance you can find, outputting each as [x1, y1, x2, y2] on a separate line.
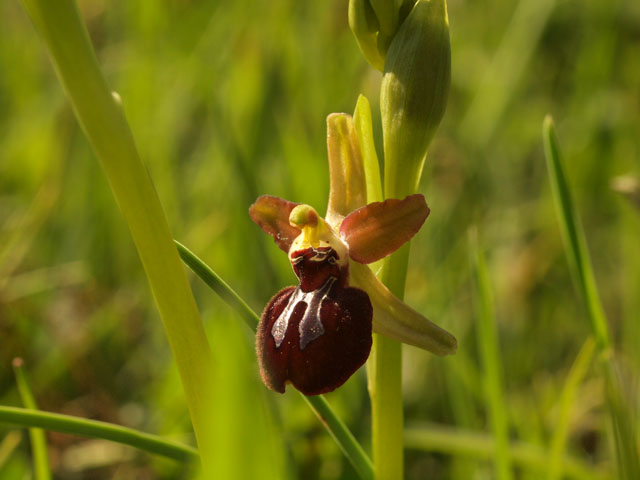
[249, 113, 456, 396]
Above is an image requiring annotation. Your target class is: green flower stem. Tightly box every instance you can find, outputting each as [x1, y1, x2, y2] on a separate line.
[12, 359, 51, 480]
[369, 244, 410, 480]
[355, 93, 405, 478]
[176, 241, 374, 480]
[0, 406, 198, 463]
[18, 0, 216, 473]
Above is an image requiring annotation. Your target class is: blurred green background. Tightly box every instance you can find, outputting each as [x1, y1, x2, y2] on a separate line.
[1, 0, 639, 478]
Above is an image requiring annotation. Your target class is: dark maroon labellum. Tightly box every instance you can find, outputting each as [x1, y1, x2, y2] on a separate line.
[256, 246, 373, 395]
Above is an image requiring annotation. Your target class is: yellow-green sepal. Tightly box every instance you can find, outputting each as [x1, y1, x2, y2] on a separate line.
[326, 113, 368, 227]
[353, 94, 383, 204]
[350, 261, 457, 355]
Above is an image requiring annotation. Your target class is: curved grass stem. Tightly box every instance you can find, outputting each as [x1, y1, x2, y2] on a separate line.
[0, 406, 198, 463]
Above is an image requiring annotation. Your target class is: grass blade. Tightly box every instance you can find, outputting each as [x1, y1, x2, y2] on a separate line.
[18, 0, 217, 472]
[12, 359, 51, 480]
[0, 406, 198, 463]
[303, 396, 374, 480]
[176, 241, 374, 480]
[542, 115, 640, 479]
[405, 423, 611, 480]
[542, 116, 610, 349]
[176, 241, 258, 330]
[0, 432, 23, 469]
[469, 230, 513, 480]
[547, 337, 596, 480]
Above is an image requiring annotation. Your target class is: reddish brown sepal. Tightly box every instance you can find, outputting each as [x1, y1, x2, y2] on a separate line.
[256, 284, 373, 396]
[340, 194, 430, 264]
[249, 195, 301, 253]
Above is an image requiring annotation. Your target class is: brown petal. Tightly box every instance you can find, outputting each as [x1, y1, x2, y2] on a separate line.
[249, 195, 301, 253]
[340, 194, 430, 264]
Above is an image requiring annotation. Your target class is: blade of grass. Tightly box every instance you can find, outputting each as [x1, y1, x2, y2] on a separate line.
[547, 337, 596, 480]
[404, 423, 611, 480]
[0, 405, 198, 463]
[18, 1, 216, 472]
[302, 395, 374, 480]
[0, 432, 23, 469]
[175, 240, 374, 480]
[542, 116, 610, 349]
[175, 241, 257, 331]
[469, 230, 513, 480]
[542, 115, 640, 479]
[12, 359, 51, 480]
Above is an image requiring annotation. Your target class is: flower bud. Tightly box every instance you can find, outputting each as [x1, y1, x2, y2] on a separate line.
[348, 0, 385, 71]
[381, 0, 450, 197]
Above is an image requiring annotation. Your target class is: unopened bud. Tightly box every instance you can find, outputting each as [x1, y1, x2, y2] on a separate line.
[381, 0, 450, 197]
[349, 0, 386, 71]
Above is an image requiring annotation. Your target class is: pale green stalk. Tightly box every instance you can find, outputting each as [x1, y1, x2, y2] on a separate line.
[371, 1, 452, 476]
[18, 0, 216, 474]
[355, 98, 397, 473]
[12, 359, 51, 480]
[354, 91, 407, 479]
[0, 406, 198, 463]
[470, 233, 513, 480]
[176, 241, 374, 480]
[369, 247, 408, 480]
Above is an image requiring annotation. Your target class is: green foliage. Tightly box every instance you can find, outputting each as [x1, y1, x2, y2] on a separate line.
[1, 0, 638, 478]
